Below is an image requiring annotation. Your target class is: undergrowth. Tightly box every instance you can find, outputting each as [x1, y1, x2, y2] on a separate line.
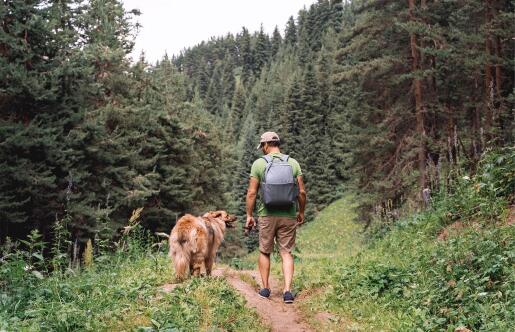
[1, 220, 265, 331]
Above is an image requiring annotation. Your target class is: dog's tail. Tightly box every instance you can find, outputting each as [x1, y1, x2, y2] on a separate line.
[169, 229, 197, 281]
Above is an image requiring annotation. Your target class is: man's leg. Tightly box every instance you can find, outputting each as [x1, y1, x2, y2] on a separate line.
[280, 251, 294, 292]
[258, 252, 271, 289]
[257, 217, 274, 290]
[276, 217, 297, 293]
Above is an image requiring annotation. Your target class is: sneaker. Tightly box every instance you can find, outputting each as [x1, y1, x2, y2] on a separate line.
[258, 288, 271, 299]
[283, 291, 294, 304]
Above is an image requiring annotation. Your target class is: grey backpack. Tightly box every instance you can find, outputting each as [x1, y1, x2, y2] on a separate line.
[260, 154, 298, 208]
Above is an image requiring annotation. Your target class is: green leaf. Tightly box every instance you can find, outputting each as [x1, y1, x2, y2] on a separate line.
[32, 253, 44, 261]
[151, 319, 161, 328]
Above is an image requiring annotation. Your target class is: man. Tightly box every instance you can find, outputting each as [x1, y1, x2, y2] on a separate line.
[245, 131, 307, 304]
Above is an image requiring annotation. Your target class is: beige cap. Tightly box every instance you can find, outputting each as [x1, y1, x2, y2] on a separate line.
[256, 131, 280, 149]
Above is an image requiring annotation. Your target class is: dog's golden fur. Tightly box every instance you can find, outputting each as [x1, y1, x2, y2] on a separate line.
[168, 210, 236, 281]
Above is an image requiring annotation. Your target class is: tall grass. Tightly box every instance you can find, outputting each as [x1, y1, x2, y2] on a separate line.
[1, 218, 266, 331]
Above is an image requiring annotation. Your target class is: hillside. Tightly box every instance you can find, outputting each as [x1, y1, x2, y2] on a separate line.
[290, 197, 513, 331]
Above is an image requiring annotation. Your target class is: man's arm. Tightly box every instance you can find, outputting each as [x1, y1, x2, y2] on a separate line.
[245, 177, 259, 229]
[296, 176, 306, 224]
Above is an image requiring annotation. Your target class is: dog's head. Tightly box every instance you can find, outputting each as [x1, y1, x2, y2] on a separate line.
[202, 210, 237, 228]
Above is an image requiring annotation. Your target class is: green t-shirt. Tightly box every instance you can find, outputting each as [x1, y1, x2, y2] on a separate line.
[250, 152, 302, 218]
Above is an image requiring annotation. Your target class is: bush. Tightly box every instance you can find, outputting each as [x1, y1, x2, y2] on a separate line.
[432, 148, 513, 227]
[328, 148, 515, 330]
[476, 147, 515, 201]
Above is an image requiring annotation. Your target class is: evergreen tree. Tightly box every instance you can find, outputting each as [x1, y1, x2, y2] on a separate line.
[232, 112, 259, 250]
[205, 62, 223, 115]
[238, 27, 254, 84]
[253, 25, 270, 75]
[228, 81, 248, 139]
[284, 16, 297, 47]
[196, 60, 210, 98]
[221, 51, 236, 108]
[271, 26, 282, 57]
[280, 78, 304, 162]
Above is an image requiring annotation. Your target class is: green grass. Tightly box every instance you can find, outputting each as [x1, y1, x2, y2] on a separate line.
[1, 248, 267, 331]
[292, 197, 406, 331]
[237, 189, 514, 331]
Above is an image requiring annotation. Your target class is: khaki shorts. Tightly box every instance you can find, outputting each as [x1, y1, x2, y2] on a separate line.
[258, 216, 297, 254]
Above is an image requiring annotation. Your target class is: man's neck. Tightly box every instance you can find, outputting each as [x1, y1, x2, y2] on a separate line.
[266, 147, 281, 154]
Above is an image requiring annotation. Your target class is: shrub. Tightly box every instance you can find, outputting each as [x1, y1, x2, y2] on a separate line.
[329, 148, 514, 330]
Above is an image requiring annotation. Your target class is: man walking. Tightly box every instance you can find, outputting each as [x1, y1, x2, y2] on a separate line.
[245, 131, 306, 303]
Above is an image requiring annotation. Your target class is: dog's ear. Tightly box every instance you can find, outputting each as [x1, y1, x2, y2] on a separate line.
[207, 210, 227, 219]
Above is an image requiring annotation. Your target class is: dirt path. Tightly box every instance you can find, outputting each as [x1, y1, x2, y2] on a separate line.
[212, 267, 313, 332]
[507, 205, 515, 225]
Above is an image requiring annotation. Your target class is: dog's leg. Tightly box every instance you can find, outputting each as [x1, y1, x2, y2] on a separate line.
[192, 255, 200, 277]
[199, 260, 207, 276]
[174, 254, 189, 282]
[205, 246, 218, 276]
[205, 256, 213, 276]
[192, 254, 207, 277]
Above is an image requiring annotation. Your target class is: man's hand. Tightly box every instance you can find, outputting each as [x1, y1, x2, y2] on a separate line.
[296, 176, 306, 227]
[245, 215, 256, 230]
[296, 212, 305, 226]
[246, 177, 259, 234]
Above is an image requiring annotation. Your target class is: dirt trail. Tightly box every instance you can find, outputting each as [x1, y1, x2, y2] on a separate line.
[507, 205, 515, 225]
[212, 267, 313, 332]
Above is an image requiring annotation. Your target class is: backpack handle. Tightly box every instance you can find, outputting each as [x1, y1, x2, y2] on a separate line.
[262, 154, 289, 163]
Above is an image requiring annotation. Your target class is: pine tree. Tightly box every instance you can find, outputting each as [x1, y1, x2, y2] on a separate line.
[284, 16, 297, 47]
[280, 78, 303, 160]
[253, 25, 271, 75]
[196, 60, 210, 98]
[228, 81, 248, 139]
[205, 62, 223, 115]
[238, 27, 254, 85]
[232, 112, 259, 250]
[271, 26, 282, 57]
[221, 51, 236, 108]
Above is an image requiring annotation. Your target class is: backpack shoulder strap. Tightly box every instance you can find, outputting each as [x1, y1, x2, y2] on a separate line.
[261, 155, 273, 163]
[282, 154, 289, 161]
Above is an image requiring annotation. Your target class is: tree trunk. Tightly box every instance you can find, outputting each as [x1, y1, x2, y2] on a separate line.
[471, 73, 483, 167]
[494, 36, 503, 101]
[447, 106, 456, 166]
[408, 0, 427, 202]
[484, 0, 494, 141]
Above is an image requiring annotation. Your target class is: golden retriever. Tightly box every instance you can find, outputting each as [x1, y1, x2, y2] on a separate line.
[168, 210, 236, 281]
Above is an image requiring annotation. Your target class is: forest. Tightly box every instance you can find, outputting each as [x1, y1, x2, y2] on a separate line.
[0, 0, 514, 330]
[1, 0, 512, 253]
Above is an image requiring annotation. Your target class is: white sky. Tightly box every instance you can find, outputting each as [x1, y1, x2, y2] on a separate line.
[121, 0, 317, 63]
